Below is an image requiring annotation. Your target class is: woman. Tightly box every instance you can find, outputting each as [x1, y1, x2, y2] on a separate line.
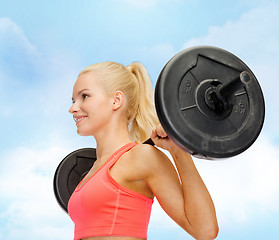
[68, 61, 219, 240]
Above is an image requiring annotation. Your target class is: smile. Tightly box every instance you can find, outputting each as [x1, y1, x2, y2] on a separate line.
[74, 116, 87, 125]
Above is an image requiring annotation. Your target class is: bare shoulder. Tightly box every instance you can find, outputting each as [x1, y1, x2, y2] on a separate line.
[128, 144, 175, 177]
[132, 143, 169, 162]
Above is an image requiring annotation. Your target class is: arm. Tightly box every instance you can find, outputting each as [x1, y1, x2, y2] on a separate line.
[147, 125, 219, 239]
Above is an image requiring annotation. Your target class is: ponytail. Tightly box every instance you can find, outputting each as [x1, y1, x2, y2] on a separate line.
[126, 63, 158, 143]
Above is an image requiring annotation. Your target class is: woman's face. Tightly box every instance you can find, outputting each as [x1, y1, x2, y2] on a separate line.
[69, 71, 114, 136]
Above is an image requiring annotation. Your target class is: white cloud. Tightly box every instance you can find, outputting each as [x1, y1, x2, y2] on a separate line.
[0, 17, 40, 58]
[0, 145, 74, 240]
[0, 17, 42, 87]
[0, 17, 43, 117]
[181, 2, 279, 87]
[0, 17, 42, 119]
[195, 135, 279, 227]
[182, 2, 279, 52]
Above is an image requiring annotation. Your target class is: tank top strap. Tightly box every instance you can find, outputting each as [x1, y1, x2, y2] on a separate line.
[107, 142, 137, 166]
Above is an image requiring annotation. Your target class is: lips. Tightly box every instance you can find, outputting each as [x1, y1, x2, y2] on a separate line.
[73, 115, 87, 125]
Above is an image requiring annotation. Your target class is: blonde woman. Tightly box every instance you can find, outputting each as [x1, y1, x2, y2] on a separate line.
[68, 62, 219, 240]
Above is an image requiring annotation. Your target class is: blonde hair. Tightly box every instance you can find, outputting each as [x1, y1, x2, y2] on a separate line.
[79, 61, 158, 143]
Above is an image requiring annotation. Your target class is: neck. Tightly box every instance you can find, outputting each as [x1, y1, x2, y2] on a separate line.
[94, 122, 132, 163]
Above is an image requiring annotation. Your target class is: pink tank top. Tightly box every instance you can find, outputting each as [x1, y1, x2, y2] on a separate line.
[68, 142, 154, 240]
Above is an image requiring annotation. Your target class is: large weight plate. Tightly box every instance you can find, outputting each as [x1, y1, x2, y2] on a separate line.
[155, 46, 265, 159]
[53, 148, 96, 213]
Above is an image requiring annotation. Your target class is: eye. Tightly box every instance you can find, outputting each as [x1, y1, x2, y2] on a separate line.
[82, 93, 89, 100]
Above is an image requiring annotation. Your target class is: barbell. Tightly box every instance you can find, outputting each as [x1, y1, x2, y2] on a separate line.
[54, 46, 265, 213]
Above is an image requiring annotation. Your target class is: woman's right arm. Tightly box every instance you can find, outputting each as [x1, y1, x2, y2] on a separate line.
[141, 143, 218, 239]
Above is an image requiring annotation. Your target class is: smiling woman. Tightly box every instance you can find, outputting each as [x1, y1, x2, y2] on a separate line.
[67, 61, 218, 240]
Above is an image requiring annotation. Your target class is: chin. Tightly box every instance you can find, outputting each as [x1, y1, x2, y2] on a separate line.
[77, 129, 90, 136]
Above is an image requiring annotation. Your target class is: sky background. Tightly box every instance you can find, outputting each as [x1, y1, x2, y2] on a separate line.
[0, 0, 279, 239]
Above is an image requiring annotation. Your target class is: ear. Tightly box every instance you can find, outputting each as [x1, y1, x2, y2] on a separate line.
[112, 91, 124, 110]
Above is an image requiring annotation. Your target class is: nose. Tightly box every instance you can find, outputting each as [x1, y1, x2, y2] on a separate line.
[69, 101, 79, 114]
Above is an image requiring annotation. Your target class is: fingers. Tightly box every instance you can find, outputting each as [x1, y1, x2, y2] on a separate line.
[150, 129, 164, 142]
[150, 124, 170, 150]
[154, 123, 168, 138]
[150, 129, 165, 148]
[150, 123, 186, 154]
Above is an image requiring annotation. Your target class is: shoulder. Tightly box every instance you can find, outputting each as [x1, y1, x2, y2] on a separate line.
[128, 143, 175, 177]
[132, 143, 169, 162]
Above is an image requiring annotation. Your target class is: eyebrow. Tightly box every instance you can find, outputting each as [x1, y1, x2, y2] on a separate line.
[72, 88, 90, 102]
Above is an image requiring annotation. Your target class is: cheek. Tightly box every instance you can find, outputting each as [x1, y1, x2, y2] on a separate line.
[77, 100, 112, 135]
[83, 97, 111, 114]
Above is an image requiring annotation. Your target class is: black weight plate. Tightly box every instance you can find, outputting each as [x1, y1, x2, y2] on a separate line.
[155, 46, 265, 159]
[53, 148, 96, 213]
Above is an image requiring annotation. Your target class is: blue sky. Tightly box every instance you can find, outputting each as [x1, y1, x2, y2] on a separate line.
[0, 0, 279, 239]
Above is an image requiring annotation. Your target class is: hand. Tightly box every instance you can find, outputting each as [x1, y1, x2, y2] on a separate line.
[150, 123, 182, 153]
